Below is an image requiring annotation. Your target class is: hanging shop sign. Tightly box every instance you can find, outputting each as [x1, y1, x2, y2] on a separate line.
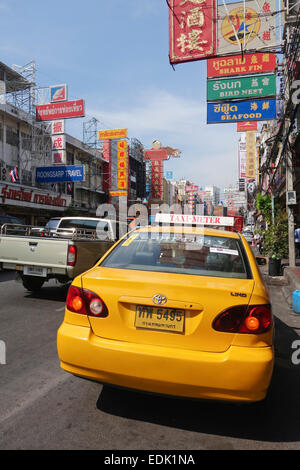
[144, 149, 168, 161]
[36, 99, 85, 121]
[51, 119, 65, 135]
[151, 160, 163, 200]
[207, 74, 276, 101]
[36, 165, 85, 183]
[207, 52, 276, 78]
[98, 129, 127, 140]
[217, 0, 279, 56]
[239, 140, 246, 178]
[168, 0, 216, 64]
[237, 121, 258, 132]
[207, 98, 276, 124]
[246, 131, 257, 179]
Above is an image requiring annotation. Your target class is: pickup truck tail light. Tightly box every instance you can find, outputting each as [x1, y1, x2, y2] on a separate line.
[212, 304, 272, 334]
[66, 285, 108, 317]
[67, 245, 77, 266]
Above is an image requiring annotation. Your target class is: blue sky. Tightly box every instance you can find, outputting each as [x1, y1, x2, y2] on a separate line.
[0, 0, 239, 190]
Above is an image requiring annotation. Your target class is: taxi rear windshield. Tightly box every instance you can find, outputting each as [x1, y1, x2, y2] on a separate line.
[100, 232, 251, 279]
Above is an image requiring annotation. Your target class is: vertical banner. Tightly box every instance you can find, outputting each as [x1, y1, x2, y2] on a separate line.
[168, 0, 216, 64]
[117, 140, 128, 191]
[151, 160, 163, 200]
[246, 131, 257, 178]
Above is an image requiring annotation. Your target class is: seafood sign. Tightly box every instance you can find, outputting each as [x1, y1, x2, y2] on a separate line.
[207, 98, 276, 123]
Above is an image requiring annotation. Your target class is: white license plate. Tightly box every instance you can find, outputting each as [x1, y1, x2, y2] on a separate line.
[23, 266, 47, 277]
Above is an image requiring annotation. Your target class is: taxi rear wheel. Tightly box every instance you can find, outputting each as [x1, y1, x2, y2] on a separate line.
[21, 275, 45, 292]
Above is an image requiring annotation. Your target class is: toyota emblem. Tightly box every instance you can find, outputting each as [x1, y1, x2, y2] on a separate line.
[152, 294, 167, 305]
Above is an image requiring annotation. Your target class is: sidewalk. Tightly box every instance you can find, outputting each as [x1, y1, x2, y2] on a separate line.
[254, 248, 300, 334]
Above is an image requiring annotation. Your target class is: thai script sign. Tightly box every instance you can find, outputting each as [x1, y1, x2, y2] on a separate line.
[98, 129, 127, 140]
[207, 98, 276, 123]
[207, 74, 276, 101]
[168, 0, 216, 64]
[0, 183, 68, 208]
[36, 99, 85, 121]
[207, 52, 276, 78]
[36, 165, 85, 183]
[217, 0, 279, 56]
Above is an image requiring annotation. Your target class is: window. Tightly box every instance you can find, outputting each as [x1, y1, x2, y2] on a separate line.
[101, 231, 250, 279]
[6, 126, 19, 147]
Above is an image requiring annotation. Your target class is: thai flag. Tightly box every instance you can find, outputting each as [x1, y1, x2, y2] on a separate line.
[10, 167, 18, 182]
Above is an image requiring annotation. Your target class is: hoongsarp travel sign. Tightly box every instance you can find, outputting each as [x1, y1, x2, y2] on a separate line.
[207, 98, 276, 123]
[207, 74, 276, 101]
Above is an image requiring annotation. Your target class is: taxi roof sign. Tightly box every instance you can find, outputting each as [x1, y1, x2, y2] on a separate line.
[155, 213, 234, 227]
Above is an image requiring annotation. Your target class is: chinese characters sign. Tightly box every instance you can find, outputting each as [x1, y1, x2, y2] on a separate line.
[207, 74, 276, 101]
[217, 0, 279, 56]
[117, 140, 128, 191]
[207, 98, 276, 123]
[207, 52, 276, 78]
[151, 160, 163, 200]
[246, 131, 257, 179]
[169, 0, 216, 64]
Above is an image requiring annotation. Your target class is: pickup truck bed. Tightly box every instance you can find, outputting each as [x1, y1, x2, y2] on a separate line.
[0, 226, 115, 291]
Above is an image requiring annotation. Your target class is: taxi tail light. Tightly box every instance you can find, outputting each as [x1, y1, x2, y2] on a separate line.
[66, 285, 108, 317]
[213, 304, 272, 334]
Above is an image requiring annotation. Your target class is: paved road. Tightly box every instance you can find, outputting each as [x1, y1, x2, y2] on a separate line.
[1, 270, 300, 450]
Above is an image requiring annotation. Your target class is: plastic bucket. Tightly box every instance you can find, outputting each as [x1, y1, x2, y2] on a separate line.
[292, 291, 300, 314]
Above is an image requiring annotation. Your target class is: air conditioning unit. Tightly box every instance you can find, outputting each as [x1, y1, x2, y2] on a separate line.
[287, 191, 297, 205]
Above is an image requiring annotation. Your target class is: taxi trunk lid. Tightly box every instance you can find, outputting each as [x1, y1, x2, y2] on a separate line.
[82, 267, 255, 353]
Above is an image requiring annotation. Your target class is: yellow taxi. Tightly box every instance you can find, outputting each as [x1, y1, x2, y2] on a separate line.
[57, 215, 274, 403]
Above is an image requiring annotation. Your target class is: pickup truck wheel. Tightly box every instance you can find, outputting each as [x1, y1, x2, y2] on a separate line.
[22, 276, 45, 292]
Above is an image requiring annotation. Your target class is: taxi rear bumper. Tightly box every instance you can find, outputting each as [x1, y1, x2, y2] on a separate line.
[57, 322, 274, 403]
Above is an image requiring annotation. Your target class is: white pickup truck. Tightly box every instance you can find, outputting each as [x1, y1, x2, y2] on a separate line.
[0, 217, 128, 292]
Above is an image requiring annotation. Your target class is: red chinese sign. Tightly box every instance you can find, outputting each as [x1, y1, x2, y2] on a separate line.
[151, 160, 163, 200]
[237, 121, 258, 132]
[144, 149, 168, 161]
[207, 52, 276, 78]
[36, 99, 85, 121]
[169, 0, 216, 64]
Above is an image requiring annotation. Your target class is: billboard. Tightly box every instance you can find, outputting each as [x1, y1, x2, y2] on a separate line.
[168, 0, 216, 64]
[98, 129, 127, 140]
[207, 74, 276, 101]
[217, 0, 279, 56]
[36, 165, 85, 183]
[36, 99, 85, 121]
[207, 52, 276, 78]
[207, 98, 276, 123]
